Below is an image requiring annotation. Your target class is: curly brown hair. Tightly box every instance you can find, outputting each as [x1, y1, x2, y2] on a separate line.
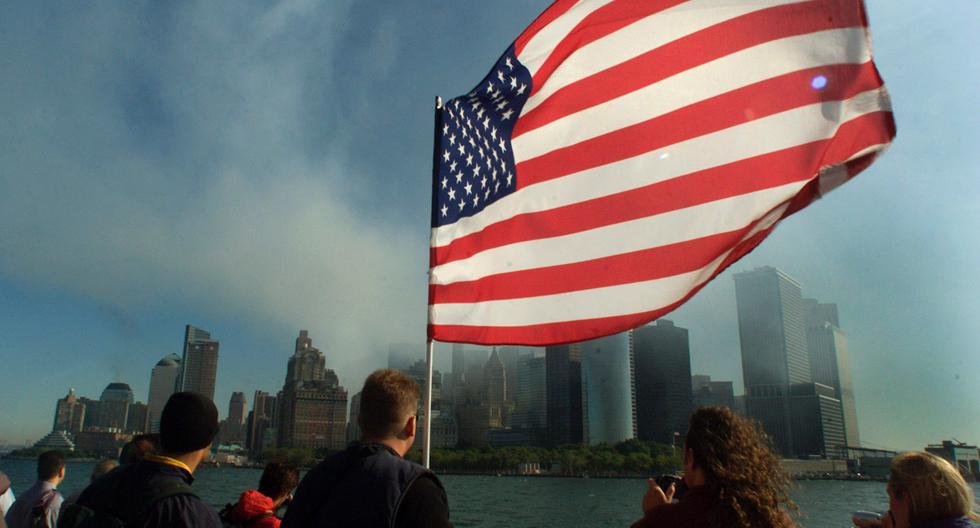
[685, 406, 796, 528]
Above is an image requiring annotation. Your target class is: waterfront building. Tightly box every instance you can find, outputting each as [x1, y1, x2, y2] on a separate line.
[788, 382, 846, 458]
[75, 430, 130, 459]
[34, 431, 75, 451]
[93, 383, 133, 431]
[735, 266, 810, 455]
[430, 412, 458, 448]
[634, 320, 693, 445]
[404, 359, 443, 413]
[126, 402, 149, 434]
[278, 330, 348, 450]
[219, 392, 248, 445]
[805, 299, 861, 447]
[545, 343, 584, 446]
[580, 332, 636, 445]
[53, 388, 86, 435]
[692, 375, 737, 411]
[926, 440, 980, 480]
[347, 391, 362, 444]
[511, 355, 547, 445]
[147, 353, 181, 433]
[177, 324, 220, 400]
[246, 390, 278, 455]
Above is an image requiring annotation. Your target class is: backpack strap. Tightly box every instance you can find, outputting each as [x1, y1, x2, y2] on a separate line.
[117, 478, 198, 524]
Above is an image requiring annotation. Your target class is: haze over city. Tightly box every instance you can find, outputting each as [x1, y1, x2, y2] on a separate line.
[1, 0, 977, 455]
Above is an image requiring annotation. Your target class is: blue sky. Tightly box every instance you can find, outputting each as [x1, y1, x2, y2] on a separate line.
[1, 1, 977, 451]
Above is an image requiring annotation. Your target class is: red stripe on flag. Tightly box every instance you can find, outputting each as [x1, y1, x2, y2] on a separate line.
[428, 218, 784, 346]
[514, 0, 580, 57]
[431, 110, 894, 276]
[433, 229, 749, 304]
[528, 0, 687, 97]
[516, 61, 883, 189]
[512, 0, 866, 139]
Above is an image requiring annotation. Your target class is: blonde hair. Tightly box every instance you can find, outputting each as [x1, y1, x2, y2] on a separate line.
[888, 451, 979, 522]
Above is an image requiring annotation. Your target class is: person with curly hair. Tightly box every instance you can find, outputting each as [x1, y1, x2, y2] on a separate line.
[853, 451, 979, 528]
[631, 406, 796, 528]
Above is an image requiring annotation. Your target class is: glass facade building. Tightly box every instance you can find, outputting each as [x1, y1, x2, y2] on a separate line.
[634, 320, 693, 445]
[580, 332, 636, 445]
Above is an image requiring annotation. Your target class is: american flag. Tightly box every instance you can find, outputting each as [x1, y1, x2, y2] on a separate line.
[428, 0, 895, 346]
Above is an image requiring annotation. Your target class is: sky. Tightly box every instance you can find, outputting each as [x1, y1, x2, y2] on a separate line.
[0, 1, 977, 451]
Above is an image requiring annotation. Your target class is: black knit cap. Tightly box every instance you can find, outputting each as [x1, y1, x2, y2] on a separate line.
[160, 392, 220, 454]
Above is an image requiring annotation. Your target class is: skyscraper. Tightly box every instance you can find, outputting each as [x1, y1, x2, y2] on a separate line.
[634, 320, 693, 445]
[545, 344, 584, 446]
[511, 355, 547, 445]
[147, 353, 181, 433]
[805, 299, 860, 447]
[347, 391, 362, 444]
[735, 266, 809, 455]
[789, 382, 846, 458]
[219, 392, 248, 445]
[126, 402, 149, 434]
[580, 332, 636, 445]
[93, 382, 133, 431]
[53, 388, 86, 435]
[247, 390, 278, 455]
[692, 375, 737, 411]
[177, 325, 220, 400]
[278, 330, 348, 450]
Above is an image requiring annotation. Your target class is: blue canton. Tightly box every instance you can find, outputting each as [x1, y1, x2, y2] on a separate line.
[433, 45, 532, 228]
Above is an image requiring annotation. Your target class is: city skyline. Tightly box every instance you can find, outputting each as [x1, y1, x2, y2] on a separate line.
[1, 1, 978, 453]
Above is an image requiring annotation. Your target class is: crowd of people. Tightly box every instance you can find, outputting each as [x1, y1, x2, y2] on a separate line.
[1, 369, 976, 528]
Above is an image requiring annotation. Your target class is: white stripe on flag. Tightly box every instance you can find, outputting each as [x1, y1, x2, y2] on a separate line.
[513, 27, 870, 161]
[430, 183, 800, 286]
[430, 202, 790, 327]
[431, 87, 890, 249]
[520, 0, 803, 116]
[517, 0, 614, 77]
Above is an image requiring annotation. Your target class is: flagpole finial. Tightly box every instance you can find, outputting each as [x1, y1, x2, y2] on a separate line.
[435, 95, 443, 109]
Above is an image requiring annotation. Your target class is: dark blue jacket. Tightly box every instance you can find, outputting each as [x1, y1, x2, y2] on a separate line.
[282, 443, 451, 528]
[73, 458, 220, 528]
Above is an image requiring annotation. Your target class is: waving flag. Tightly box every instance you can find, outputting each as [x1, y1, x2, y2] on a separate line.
[428, 0, 895, 346]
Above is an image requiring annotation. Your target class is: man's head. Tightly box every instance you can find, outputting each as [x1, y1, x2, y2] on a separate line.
[159, 392, 219, 469]
[357, 369, 420, 454]
[119, 433, 158, 465]
[258, 461, 300, 507]
[37, 450, 66, 484]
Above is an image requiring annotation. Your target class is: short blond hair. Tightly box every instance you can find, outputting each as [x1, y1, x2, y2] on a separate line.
[889, 451, 979, 523]
[358, 369, 420, 439]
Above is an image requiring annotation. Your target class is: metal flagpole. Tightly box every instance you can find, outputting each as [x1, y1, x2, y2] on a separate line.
[423, 95, 443, 469]
[422, 339, 435, 468]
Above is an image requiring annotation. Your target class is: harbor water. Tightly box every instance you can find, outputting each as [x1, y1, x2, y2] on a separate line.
[2, 459, 977, 528]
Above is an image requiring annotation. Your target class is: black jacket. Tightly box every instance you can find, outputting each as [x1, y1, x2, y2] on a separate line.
[282, 443, 452, 528]
[73, 458, 220, 528]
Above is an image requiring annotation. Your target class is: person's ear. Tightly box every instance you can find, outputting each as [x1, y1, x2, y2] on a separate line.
[59, 466, 66, 479]
[405, 414, 417, 438]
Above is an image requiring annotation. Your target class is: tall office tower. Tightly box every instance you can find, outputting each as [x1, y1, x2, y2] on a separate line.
[219, 392, 248, 445]
[228, 392, 247, 425]
[177, 325, 220, 400]
[484, 348, 507, 406]
[497, 346, 522, 399]
[634, 320, 694, 445]
[404, 360, 443, 413]
[53, 388, 86, 434]
[148, 353, 181, 433]
[347, 391, 362, 444]
[278, 330, 348, 450]
[692, 375, 737, 411]
[805, 299, 860, 447]
[789, 382, 846, 458]
[79, 397, 100, 431]
[580, 332, 637, 445]
[126, 402, 149, 434]
[247, 390, 278, 455]
[734, 266, 810, 455]
[512, 355, 547, 445]
[545, 344, 584, 446]
[88, 382, 133, 431]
